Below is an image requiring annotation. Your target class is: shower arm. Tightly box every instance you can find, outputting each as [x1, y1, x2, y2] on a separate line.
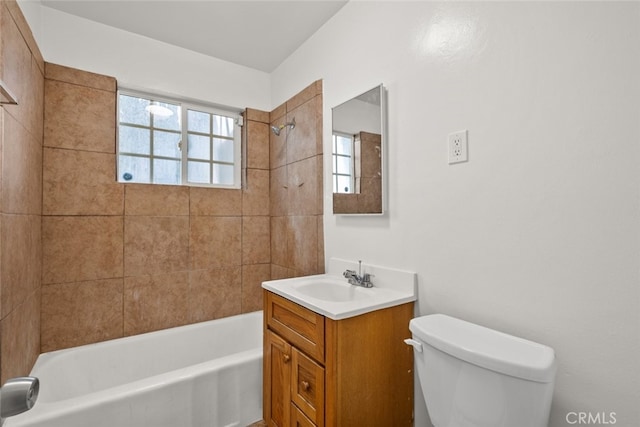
[271, 117, 295, 136]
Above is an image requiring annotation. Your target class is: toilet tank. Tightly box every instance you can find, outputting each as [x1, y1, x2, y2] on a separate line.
[409, 314, 556, 427]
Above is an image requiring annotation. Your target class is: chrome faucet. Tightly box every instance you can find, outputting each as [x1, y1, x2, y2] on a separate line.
[343, 260, 374, 288]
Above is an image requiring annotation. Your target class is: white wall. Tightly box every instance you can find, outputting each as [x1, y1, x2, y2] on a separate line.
[272, 2, 640, 426]
[16, 1, 640, 425]
[22, 4, 271, 111]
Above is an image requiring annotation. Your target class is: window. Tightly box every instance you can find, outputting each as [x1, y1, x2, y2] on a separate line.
[117, 91, 242, 188]
[332, 133, 355, 193]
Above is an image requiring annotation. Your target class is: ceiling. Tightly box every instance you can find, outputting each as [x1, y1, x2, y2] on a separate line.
[40, 0, 348, 72]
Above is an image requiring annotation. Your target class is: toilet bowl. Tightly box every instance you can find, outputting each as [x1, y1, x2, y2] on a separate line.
[407, 314, 556, 427]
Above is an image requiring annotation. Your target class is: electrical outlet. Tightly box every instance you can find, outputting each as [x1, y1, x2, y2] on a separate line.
[448, 130, 468, 164]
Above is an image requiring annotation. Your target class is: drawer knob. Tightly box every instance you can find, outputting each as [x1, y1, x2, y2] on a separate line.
[283, 354, 291, 363]
[301, 381, 310, 391]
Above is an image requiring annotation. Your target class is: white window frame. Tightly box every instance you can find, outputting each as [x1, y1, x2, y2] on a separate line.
[117, 89, 242, 189]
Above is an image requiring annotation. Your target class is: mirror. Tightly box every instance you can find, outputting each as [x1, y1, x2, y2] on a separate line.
[331, 84, 385, 214]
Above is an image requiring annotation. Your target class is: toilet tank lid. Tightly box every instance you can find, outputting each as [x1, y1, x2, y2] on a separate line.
[409, 314, 557, 383]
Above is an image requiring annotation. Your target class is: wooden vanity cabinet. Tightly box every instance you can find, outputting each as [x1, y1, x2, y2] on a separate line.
[264, 290, 414, 427]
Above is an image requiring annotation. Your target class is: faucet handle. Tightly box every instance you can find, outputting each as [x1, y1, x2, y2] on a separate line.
[343, 269, 357, 278]
[362, 273, 374, 287]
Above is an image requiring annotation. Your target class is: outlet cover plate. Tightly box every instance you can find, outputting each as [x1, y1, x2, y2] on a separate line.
[448, 130, 468, 164]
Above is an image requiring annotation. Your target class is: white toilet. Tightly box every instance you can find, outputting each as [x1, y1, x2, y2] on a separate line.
[406, 314, 556, 427]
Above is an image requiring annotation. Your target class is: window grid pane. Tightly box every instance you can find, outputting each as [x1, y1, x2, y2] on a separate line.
[119, 155, 151, 183]
[153, 158, 181, 185]
[119, 94, 182, 183]
[119, 125, 151, 155]
[186, 108, 236, 185]
[118, 93, 239, 188]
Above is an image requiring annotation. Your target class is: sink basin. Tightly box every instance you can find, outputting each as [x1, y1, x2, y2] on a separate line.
[294, 280, 371, 302]
[262, 269, 416, 320]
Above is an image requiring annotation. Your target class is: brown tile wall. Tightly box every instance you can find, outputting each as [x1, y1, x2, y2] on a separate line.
[0, 4, 326, 373]
[0, 1, 45, 383]
[41, 64, 273, 352]
[269, 81, 325, 279]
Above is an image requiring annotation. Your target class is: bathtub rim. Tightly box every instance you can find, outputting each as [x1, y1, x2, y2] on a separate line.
[7, 310, 265, 427]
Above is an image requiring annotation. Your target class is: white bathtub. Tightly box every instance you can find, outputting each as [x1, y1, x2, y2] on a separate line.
[5, 311, 263, 427]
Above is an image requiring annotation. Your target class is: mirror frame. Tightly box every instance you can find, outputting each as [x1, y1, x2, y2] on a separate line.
[331, 84, 386, 215]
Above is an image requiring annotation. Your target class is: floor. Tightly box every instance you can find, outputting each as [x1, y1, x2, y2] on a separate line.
[248, 421, 266, 427]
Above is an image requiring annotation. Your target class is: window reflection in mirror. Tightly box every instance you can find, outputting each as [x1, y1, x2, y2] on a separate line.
[331, 85, 385, 214]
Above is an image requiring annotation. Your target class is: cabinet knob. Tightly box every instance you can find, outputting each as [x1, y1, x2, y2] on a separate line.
[301, 381, 310, 391]
[283, 354, 290, 363]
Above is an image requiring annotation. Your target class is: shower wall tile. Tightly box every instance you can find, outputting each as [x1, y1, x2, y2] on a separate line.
[270, 165, 288, 217]
[0, 115, 3, 216]
[243, 168, 270, 216]
[317, 215, 325, 272]
[43, 216, 123, 285]
[0, 2, 44, 381]
[41, 279, 123, 352]
[247, 120, 270, 170]
[28, 56, 45, 138]
[287, 215, 319, 276]
[271, 264, 295, 281]
[124, 271, 189, 336]
[188, 267, 241, 323]
[270, 122, 287, 169]
[124, 184, 189, 216]
[242, 216, 270, 264]
[0, 288, 40, 383]
[45, 63, 116, 92]
[4, 1, 44, 71]
[190, 216, 242, 270]
[245, 108, 269, 123]
[286, 80, 322, 112]
[268, 81, 324, 277]
[43, 147, 123, 215]
[242, 263, 270, 313]
[35, 70, 334, 353]
[313, 96, 324, 156]
[315, 154, 324, 211]
[24, 56, 44, 142]
[288, 156, 321, 216]
[270, 216, 289, 267]
[44, 79, 116, 153]
[269, 103, 286, 124]
[190, 187, 241, 216]
[124, 216, 189, 277]
[1, 113, 42, 215]
[287, 97, 322, 163]
[0, 214, 41, 316]
[1, 6, 32, 131]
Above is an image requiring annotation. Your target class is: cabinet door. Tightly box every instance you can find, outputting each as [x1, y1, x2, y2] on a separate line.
[291, 348, 325, 427]
[265, 330, 292, 427]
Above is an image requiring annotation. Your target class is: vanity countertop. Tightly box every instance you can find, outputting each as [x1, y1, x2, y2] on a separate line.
[262, 259, 416, 320]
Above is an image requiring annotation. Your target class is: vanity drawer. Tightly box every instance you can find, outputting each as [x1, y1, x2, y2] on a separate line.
[265, 291, 325, 361]
[292, 347, 325, 427]
[291, 402, 316, 427]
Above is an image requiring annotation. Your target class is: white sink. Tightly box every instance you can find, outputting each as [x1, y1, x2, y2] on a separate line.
[262, 259, 416, 320]
[294, 280, 371, 302]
